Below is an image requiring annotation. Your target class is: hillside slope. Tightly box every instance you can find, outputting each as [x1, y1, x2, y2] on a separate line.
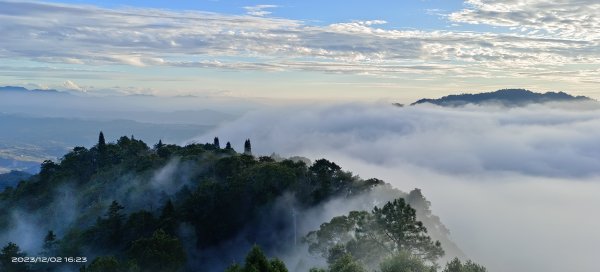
[0, 134, 463, 272]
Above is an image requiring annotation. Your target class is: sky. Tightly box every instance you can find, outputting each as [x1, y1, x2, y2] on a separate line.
[0, 0, 599, 102]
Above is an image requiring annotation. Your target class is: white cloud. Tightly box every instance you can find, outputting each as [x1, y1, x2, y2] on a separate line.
[243, 4, 278, 17]
[450, 0, 600, 40]
[194, 102, 600, 272]
[62, 80, 85, 92]
[0, 1, 598, 83]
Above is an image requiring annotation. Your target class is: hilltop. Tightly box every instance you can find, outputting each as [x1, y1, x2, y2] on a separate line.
[411, 89, 593, 107]
[0, 134, 469, 272]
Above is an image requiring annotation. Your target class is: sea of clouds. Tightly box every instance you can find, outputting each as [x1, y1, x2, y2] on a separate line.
[196, 102, 600, 272]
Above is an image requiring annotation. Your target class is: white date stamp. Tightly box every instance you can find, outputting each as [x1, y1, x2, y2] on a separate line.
[12, 257, 87, 263]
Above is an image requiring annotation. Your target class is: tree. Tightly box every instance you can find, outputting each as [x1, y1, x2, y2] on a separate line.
[406, 188, 453, 247]
[225, 142, 233, 150]
[155, 139, 164, 149]
[82, 256, 120, 272]
[80, 256, 141, 272]
[123, 210, 158, 245]
[128, 229, 186, 272]
[305, 198, 444, 268]
[0, 242, 30, 272]
[225, 245, 288, 272]
[442, 258, 487, 272]
[379, 251, 434, 272]
[270, 259, 288, 272]
[105, 200, 126, 245]
[98, 131, 106, 151]
[41, 230, 58, 255]
[97, 131, 109, 168]
[305, 211, 382, 267]
[39, 160, 59, 180]
[309, 159, 341, 176]
[107, 201, 125, 219]
[244, 245, 272, 272]
[329, 254, 366, 272]
[214, 137, 221, 149]
[371, 198, 444, 262]
[309, 159, 343, 201]
[244, 139, 252, 155]
[159, 199, 178, 235]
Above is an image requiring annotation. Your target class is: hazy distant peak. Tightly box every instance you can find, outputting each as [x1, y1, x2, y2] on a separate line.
[0, 86, 64, 94]
[0, 86, 29, 92]
[411, 89, 593, 107]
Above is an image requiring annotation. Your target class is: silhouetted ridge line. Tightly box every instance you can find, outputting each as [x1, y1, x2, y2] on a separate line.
[411, 89, 593, 107]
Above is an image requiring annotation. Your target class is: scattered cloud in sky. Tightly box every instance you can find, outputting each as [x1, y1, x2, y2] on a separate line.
[0, 1, 598, 84]
[243, 4, 278, 17]
[0, 1, 598, 98]
[450, 0, 600, 40]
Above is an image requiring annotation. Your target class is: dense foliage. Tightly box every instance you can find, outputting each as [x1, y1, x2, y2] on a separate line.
[225, 245, 288, 272]
[0, 132, 486, 272]
[304, 198, 444, 270]
[0, 133, 389, 271]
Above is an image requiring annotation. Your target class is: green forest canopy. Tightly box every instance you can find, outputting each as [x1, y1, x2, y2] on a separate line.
[0, 133, 485, 272]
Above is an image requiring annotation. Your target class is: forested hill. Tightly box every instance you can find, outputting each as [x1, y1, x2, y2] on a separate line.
[411, 89, 593, 107]
[0, 133, 475, 272]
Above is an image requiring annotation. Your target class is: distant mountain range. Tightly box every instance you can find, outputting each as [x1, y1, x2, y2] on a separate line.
[411, 89, 594, 107]
[0, 170, 31, 190]
[0, 86, 63, 94]
[0, 85, 250, 173]
[0, 113, 214, 173]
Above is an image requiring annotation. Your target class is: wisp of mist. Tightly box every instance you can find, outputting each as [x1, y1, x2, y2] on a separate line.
[195, 102, 600, 272]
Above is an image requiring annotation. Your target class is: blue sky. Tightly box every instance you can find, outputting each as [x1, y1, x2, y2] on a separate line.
[53, 0, 463, 28]
[0, 0, 598, 101]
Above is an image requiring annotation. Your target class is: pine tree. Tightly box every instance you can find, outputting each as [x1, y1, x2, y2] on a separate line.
[0, 242, 30, 272]
[97, 131, 108, 168]
[107, 200, 125, 219]
[225, 142, 232, 150]
[105, 201, 125, 245]
[155, 139, 164, 149]
[98, 131, 106, 150]
[244, 139, 252, 155]
[214, 137, 220, 149]
[41, 230, 58, 255]
[159, 199, 178, 235]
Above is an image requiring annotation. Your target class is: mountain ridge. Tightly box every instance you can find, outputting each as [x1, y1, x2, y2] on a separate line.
[411, 89, 594, 107]
[0, 86, 63, 94]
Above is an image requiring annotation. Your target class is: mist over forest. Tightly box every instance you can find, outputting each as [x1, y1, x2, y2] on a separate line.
[1, 0, 599, 270]
[0, 88, 600, 272]
[0, 132, 470, 272]
[0, 89, 599, 272]
[197, 99, 600, 272]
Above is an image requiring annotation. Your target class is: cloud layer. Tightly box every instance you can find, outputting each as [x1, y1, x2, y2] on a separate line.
[196, 102, 600, 272]
[204, 102, 600, 178]
[451, 0, 600, 40]
[0, 1, 598, 83]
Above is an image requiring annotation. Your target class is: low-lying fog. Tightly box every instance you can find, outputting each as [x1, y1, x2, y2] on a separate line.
[196, 102, 600, 272]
